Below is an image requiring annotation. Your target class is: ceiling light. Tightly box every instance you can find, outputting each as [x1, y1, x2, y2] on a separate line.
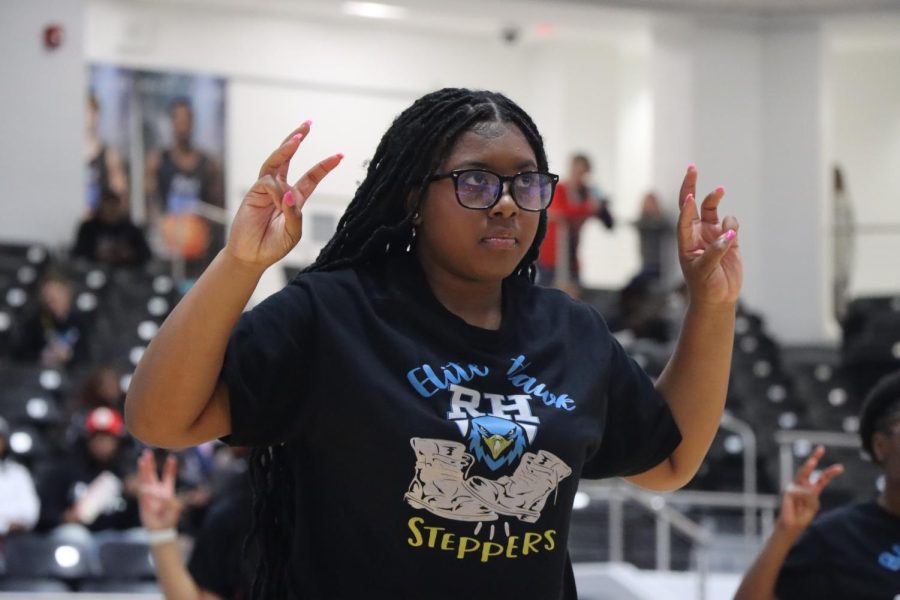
[342, 2, 408, 20]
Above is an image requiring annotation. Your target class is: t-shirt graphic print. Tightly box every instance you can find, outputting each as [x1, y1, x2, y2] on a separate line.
[221, 256, 681, 599]
[400, 354, 583, 564]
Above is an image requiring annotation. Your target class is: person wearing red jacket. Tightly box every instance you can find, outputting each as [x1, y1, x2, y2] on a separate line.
[537, 154, 613, 291]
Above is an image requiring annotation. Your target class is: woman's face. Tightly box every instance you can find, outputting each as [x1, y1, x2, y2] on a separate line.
[41, 280, 73, 319]
[415, 123, 540, 283]
[570, 157, 589, 182]
[874, 418, 900, 485]
[87, 433, 120, 465]
[97, 369, 122, 403]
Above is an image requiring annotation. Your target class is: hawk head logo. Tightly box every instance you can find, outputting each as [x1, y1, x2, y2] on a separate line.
[467, 415, 527, 471]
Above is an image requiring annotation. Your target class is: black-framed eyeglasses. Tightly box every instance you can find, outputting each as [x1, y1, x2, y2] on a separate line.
[429, 169, 559, 212]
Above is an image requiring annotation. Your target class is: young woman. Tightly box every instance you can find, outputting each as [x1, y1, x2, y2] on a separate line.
[126, 88, 742, 598]
[736, 372, 900, 600]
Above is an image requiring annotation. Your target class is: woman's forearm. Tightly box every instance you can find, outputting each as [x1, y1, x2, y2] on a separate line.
[630, 301, 735, 490]
[125, 250, 265, 446]
[734, 526, 799, 600]
[150, 540, 201, 600]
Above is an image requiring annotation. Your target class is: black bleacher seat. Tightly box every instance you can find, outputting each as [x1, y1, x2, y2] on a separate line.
[0, 243, 50, 284]
[96, 538, 157, 581]
[841, 295, 900, 344]
[80, 579, 161, 593]
[1, 284, 32, 319]
[0, 307, 12, 358]
[3, 530, 101, 583]
[0, 387, 63, 429]
[841, 296, 900, 400]
[4, 424, 52, 466]
[0, 578, 71, 592]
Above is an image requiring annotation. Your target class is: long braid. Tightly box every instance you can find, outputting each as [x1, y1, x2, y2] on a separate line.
[248, 89, 550, 598]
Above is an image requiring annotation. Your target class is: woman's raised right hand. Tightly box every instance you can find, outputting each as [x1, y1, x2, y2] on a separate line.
[226, 121, 343, 269]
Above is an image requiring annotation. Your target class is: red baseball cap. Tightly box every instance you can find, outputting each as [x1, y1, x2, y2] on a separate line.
[85, 407, 125, 437]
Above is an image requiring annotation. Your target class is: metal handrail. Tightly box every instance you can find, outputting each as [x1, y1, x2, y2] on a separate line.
[578, 480, 713, 600]
[774, 429, 861, 491]
[577, 481, 782, 600]
[720, 411, 759, 541]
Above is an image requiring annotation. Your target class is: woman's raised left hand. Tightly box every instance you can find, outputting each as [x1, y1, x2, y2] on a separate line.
[676, 165, 743, 306]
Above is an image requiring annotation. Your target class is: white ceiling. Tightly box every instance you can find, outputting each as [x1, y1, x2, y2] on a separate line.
[558, 0, 900, 14]
[117, 0, 900, 47]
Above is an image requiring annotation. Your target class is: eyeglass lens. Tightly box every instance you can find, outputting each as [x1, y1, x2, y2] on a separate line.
[456, 170, 552, 210]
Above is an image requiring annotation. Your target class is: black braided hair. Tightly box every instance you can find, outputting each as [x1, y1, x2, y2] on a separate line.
[246, 88, 550, 598]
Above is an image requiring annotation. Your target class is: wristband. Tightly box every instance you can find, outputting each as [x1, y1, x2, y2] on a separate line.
[146, 528, 178, 546]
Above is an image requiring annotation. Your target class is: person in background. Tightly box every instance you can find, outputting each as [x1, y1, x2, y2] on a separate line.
[72, 188, 152, 267]
[12, 273, 89, 368]
[145, 98, 224, 219]
[137, 449, 251, 600]
[86, 92, 129, 214]
[735, 370, 900, 599]
[145, 98, 224, 275]
[634, 191, 674, 283]
[66, 365, 124, 445]
[76, 365, 125, 412]
[0, 416, 41, 536]
[537, 153, 613, 292]
[37, 407, 140, 533]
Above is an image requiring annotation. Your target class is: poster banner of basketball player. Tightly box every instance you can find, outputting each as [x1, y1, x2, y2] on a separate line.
[86, 64, 134, 214]
[137, 70, 226, 277]
[87, 65, 226, 279]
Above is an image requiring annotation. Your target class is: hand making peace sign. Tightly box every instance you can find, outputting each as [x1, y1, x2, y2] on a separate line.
[225, 121, 344, 269]
[779, 445, 844, 537]
[676, 165, 743, 306]
[137, 449, 182, 532]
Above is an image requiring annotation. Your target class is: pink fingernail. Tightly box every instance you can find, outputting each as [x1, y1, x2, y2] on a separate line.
[687, 163, 696, 172]
[686, 193, 694, 202]
[723, 230, 736, 241]
[283, 190, 295, 207]
[336, 153, 345, 160]
[303, 119, 313, 127]
[292, 133, 304, 143]
[716, 186, 725, 194]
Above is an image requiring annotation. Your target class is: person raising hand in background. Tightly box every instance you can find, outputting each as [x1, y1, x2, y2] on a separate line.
[734, 445, 843, 600]
[137, 449, 251, 600]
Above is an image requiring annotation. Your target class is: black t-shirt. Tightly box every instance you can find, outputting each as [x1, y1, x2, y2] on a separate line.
[72, 218, 151, 267]
[221, 254, 681, 599]
[13, 308, 89, 366]
[776, 501, 900, 600]
[187, 475, 252, 600]
[35, 447, 140, 532]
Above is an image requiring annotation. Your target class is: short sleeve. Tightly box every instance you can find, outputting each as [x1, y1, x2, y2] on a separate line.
[582, 331, 682, 479]
[221, 282, 315, 446]
[774, 527, 832, 599]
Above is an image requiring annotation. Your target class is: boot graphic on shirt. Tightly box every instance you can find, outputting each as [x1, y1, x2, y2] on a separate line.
[404, 437, 498, 522]
[464, 449, 572, 523]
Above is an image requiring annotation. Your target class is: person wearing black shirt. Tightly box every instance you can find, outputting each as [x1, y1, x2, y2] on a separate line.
[735, 371, 900, 600]
[13, 274, 89, 367]
[145, 98, 225, 273]
[73, 189, 151, 267]
[137, 449, 251, 600]
[126, 89, 743, 599]
[37, 408, 140, 532]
